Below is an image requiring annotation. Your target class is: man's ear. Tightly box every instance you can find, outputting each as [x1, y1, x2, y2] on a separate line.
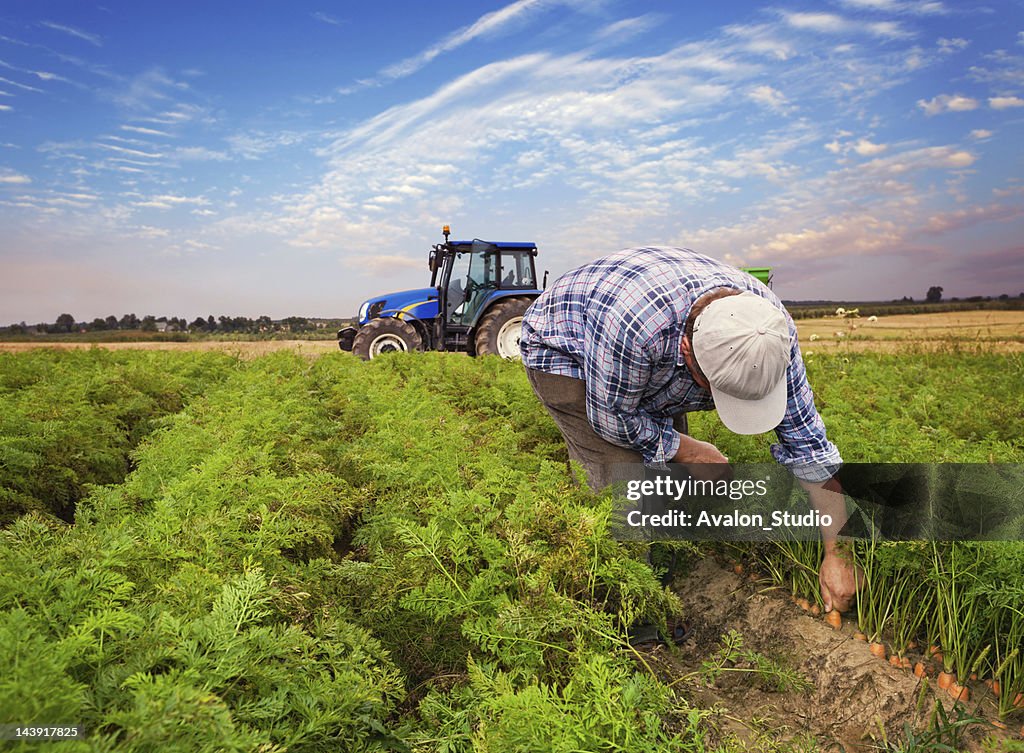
[681, 335, 710, 389]
[680, 335, 693, 360]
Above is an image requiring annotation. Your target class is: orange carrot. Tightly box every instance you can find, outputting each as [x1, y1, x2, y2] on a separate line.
[914, 662, 927, 678]
[869, 642, 887, 659]
[947, 682, 969, 702]
[854, 632, 867, 642]
[889, 655, 902, 668]
[937, 671, 954, 690]
[825, 611, 842, 630]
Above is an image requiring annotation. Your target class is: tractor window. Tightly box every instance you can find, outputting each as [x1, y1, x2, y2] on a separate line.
[446, 241, 499, 325]
[499, 250, 536, 289]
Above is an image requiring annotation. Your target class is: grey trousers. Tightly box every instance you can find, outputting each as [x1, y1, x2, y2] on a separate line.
[526, 367, 688, 491]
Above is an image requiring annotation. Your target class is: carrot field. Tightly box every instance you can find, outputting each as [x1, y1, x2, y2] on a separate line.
[1, 345, 1022, 752]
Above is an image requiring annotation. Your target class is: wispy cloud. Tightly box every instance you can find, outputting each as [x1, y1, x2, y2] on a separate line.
[837, 0, 948, 15]
[780, 11, 913, 39]
[937, 37, 968, 54]
[853, 138, 888, 156]
[592, 14, 664, 43]
[748, 84, 789, 112]
[0, 104, 11, 112]
[0, 169, 30, 184]
[989, 95, 1024, 109]
[0, 75, 44, 93]
[311, 11, 344, 27]
[121, 124, 172, 137]
[917, 93, 978, 115]
[339, 0, 591, 94]
[40, 21, 102, 47]
[96, 142, 164, 159]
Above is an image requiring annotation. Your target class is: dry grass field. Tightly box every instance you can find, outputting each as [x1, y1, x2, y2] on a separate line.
[795, 309, 1024, 352]
[0, 310, 1021, 354]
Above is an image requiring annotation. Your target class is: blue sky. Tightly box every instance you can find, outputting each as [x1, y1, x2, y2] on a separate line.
[1, 0, 1022, 323]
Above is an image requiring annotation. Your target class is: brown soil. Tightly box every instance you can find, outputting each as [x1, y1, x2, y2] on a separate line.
[649, 558, 1015, 751]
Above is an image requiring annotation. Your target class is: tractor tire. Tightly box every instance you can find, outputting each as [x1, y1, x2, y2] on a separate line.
[475, 297, 533, 359]
[352, 317, 423, 361]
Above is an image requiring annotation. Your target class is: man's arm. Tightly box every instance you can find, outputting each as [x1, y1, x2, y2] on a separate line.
[800, 477, 860, 613]
[772, 332, 859, 612]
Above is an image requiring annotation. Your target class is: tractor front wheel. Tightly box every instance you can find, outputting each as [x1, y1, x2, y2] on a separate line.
[352, 317, 423, 360]
[475, 297, 533, 359]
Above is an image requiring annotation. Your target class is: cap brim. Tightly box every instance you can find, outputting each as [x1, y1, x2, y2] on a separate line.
[708, 374, 788, 435]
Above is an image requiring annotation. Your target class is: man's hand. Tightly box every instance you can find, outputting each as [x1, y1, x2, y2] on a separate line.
[819, 542, 861, 613]
[671, 435, 731, 480]
[672, 435, 728, 464]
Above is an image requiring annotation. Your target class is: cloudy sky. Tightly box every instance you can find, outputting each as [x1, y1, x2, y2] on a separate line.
[1, 0, 1022, 323]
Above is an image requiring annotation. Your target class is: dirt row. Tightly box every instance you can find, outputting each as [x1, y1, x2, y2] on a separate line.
[654, 558, 1018, 752]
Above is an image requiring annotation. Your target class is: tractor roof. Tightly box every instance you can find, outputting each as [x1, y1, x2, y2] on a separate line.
[451, 240, 537, 250]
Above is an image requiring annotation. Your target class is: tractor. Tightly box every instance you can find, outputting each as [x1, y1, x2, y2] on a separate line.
[338, 226, 545, 360]
[338, 227, 774, 360]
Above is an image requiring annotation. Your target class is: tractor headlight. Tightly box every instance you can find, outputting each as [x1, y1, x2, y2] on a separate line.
[358, 302, 370, 322]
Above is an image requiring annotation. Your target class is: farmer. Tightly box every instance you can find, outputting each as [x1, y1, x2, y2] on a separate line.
[520, 246, 857, 615]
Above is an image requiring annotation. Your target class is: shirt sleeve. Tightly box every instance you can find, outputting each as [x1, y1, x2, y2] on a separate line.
[580, 303, 680, 466]
[770, 334, 842, 482]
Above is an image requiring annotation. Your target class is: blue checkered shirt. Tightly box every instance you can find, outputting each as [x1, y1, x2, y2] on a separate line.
[520, 247, 841, 481]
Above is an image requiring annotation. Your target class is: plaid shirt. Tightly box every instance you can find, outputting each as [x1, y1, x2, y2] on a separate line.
[520, 247, 841, 480]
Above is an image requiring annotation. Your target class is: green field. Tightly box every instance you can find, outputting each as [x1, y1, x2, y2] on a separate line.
[1, 348, 1022, 751]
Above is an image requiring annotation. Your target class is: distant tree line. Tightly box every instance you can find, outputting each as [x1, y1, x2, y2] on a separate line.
[1, 314, 344, 336]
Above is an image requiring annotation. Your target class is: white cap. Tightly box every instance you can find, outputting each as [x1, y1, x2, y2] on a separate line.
[691, 291, 791, 435]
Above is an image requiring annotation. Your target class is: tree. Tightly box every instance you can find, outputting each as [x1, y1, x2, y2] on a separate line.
[56, 313, 76, 333]
[926, 286, 943, 303]
[141, 315, 157, 332]
[105, 315, 119, 329]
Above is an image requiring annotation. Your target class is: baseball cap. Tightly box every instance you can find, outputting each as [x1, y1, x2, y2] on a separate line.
[691, 291, 791, 435]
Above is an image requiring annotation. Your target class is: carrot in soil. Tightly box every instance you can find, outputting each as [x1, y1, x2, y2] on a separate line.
[937, 671, 955, 690]
[947, 682, 969, 702]
[796, 597, 810, 612]
[733, 563, 744, 575]
[914, 662, 928, 678]
[854, 632, 867, 642]
[869, 642, 887, 659]
[889, 655, 902, 668]
[901, 656, 912, 669]
[984, 679, 1000, 698]
[825, 610, 842, 630]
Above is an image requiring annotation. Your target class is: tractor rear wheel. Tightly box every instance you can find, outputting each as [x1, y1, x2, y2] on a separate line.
[475, 297, 532, 359]
[352, 317, 423, 360]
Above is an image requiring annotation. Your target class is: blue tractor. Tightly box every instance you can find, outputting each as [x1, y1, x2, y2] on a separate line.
[338, 226, 546, 360]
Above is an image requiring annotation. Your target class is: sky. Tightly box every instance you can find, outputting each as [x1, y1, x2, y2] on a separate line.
[1, 0, 1023, 323]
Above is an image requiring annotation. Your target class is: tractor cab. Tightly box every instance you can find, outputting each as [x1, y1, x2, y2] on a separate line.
[429, 231, 540, 353]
